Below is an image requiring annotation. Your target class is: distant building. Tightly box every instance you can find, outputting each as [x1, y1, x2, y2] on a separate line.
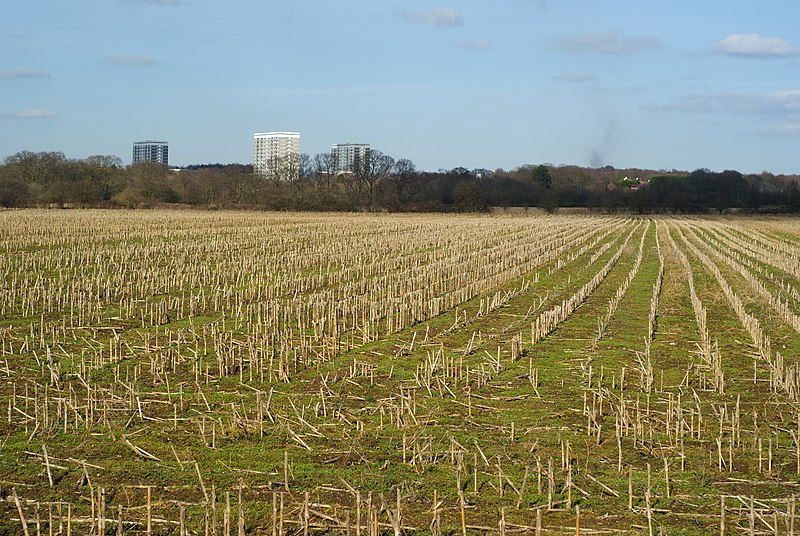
[331, 143, 370, 174]
[132, 141, 168, 165]
[254, 132, 300, 178]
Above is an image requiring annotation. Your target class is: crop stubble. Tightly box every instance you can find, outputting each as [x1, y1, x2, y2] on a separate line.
[2, 210, 800, 534]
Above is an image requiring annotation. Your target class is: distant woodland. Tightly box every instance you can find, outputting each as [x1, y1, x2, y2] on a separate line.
[2, 150, 800, 213]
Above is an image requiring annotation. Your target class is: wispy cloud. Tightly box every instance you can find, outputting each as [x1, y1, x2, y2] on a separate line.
[0, 67, 49, 79]
[649, 89, 800, 142]
[549, 31, 661, 55]
[121, 0, 184, 5]
[554, 71, 596, 82]
[713, 34, 798, 58]
[759, 124, 800, 137]
[4, 109, 58, 119]
[397, 7, 464, 27]
[529, 0, 592, 7]
[460, 39, 492, 50]
[0, 31, 27, 39]
[646, 89, 800, 116]
[109, 55, 159, 66]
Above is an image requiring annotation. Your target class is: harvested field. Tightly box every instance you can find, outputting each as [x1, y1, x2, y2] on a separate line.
[2, 210, 800, 534]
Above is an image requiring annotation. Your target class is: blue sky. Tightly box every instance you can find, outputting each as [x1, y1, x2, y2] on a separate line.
[1, 0, 798, 173]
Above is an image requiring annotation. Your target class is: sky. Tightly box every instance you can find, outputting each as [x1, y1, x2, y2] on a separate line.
[1, 0, 799, 174]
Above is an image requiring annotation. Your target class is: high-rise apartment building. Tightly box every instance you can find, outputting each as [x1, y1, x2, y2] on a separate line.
[253, 132, 300, 178]
[331, 143, 370, 174]
[132, 141, 168, 165]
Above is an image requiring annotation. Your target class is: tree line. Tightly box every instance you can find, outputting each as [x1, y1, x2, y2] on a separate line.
[1, 150, 799, 213]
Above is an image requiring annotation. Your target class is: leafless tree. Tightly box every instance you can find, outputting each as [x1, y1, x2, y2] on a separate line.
[355, 149, 394, 209]
[389, 158, 417, 207]
[313, 152, 336, 192]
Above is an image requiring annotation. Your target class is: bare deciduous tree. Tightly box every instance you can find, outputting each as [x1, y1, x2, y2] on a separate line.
[313, 152, 336, 192]
[355, 149, 394, 209]
[388, 158, 417, 207]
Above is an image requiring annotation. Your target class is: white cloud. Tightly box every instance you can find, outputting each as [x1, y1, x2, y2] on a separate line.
[109, 55, 159, 66]
[554, 71, 596, 82]
[760, 124, 800, 136]
[646, 94, 723, 113]
[398, 7, 464, 27]
[0, 67, 49, 79]
[647, 90, 800, 138]
[768, 90, 800, 112]
[5, 109, 58, 119]
[647, 89, 800, 116]
[549, 31, 661, 54]
[121, 0, 184, 5]
[713, 34, 799, 58]
[460, 39, 492, 50]
[0, 30, 26, 39]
